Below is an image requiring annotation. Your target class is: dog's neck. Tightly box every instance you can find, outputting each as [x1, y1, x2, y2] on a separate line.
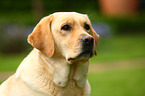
[38, 49, 89, 88]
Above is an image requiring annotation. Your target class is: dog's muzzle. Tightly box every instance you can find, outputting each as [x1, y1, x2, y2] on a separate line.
[67, 35, 94, 63]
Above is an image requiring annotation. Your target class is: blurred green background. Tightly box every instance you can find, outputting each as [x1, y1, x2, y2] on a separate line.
[0, 0, 145, 96]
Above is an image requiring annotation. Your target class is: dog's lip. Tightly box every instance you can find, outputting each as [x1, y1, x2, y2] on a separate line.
[67, 50, 93, 64]
[68, 58, 76, 61]
[67, 57, 77, 64]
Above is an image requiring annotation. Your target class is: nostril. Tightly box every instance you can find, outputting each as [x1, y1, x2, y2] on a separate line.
[84, 38, 89, 43]
[81, 36, 94, 44]
[91, 38, 94, 43]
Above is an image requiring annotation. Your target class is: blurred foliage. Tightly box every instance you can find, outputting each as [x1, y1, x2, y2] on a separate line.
[90, 35, 145, 62]
[0, 0, 99, 12]
[0, 0, 145, 54]
[0, 0, 145, 32]
[0, 0, 145, 31]
[103, 15, 145, 34]
[0, 0, 99, 25]
[0, 37, 25, 53]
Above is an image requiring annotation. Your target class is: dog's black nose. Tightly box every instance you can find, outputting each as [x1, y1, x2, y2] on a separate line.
[81, 35, 94, 45]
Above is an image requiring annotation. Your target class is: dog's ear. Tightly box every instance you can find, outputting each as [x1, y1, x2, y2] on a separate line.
[91, 27, 99, 56]
[27, 15, 54, 57]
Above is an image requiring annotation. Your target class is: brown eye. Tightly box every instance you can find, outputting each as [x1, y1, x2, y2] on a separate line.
[84, 24, 90, 30]
[61, 25, 71, 31]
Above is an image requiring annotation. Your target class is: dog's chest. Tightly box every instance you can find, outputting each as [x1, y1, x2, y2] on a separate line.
[48, 65, 84, 96]
[50, 64, 86, 96]
[56, 80, 83, 96]
[30, 65, 85, 96]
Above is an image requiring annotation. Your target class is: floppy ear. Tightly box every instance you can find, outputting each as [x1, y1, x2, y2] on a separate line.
[27, 15, 54, 57]
[91, 27, 99, 56]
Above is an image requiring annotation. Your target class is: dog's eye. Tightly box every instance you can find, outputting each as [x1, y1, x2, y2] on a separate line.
[84, 24, 90, 30]
[61, 25, 71, 31]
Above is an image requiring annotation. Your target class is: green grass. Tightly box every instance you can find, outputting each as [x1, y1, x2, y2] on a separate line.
[0, 53, 27, 72]
[88, 68, 145, 96]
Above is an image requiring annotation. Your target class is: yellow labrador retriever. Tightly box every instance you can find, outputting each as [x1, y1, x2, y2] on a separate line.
[0, 12, 99, 96]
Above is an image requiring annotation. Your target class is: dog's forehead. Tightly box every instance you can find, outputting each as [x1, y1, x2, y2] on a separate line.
[52, 12, 90, 23]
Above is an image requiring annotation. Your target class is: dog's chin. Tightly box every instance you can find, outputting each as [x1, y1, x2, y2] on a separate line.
[67, 50, 93, 64]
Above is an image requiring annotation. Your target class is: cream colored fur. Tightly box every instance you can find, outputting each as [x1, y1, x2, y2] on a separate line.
[0, 12, 99, 96]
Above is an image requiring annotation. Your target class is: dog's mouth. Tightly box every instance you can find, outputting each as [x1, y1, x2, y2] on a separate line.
[67, 49, 93, 64]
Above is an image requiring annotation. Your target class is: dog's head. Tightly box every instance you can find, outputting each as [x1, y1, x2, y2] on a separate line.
[28, 12, 99, 64]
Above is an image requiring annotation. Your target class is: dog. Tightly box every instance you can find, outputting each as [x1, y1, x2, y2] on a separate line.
[0, 12, 99, 96]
